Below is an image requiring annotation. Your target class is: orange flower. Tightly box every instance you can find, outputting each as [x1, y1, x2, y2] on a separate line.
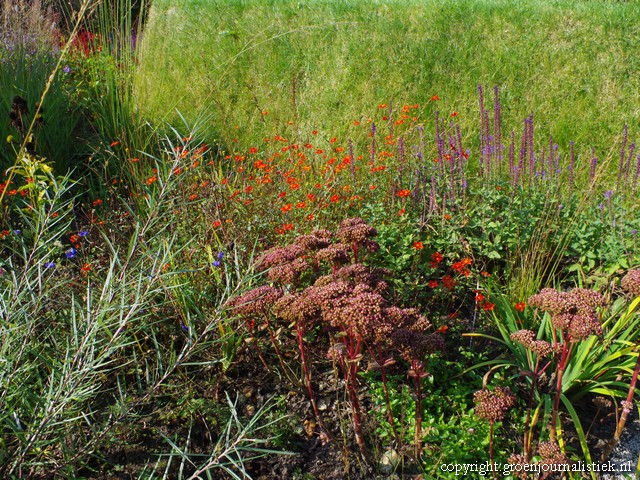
[213, 220, 222, 228]
[475, 293, 485, 303]
[110, 141, 120, 147]
[412, 241, 424, 250]
[482, 302, 495, 311]
[296, 202, 307, 209]
[306, 214, 314, 220]
[280, 203, 293, 213]
[481, 271, 491, 277]
[436, 325, 449, 334]
[430, 95, 440, 101]
[146, 176, 157, 185]
[514, 302, 526, 312]
[450, 111, 458, 117]
[80, 263, 91, 275]
[330, 194, 340, 202]
[398, 209, 405, 215]
[369, 185, 377, 190]
[312, 130, 318, 135]
[249, 147, 258, 154]
[188, 194, 198, 201]
[396, 189, 411, 198]
[442, 275, 457, 290]
[130, 157, 139, 163]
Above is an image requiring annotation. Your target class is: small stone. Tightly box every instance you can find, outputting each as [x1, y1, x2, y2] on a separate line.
[317, 398, 329, 411]
[379, 449, 400, 474]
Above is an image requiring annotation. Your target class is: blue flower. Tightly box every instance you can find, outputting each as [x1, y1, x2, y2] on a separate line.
[633, 229, 638, 236]
[45, 261, 55, 268]
[13, 230, 21, 235]
[212, 260, 221, 267]
[63, 65, 71, 73]
[65, 247, 77, 259]
[604, 190, 613, 200]
[217, 251, 224, 260]
[79, 230, 88, 237]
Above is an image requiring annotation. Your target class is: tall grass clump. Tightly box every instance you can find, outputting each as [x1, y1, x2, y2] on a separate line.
[0, 112, 291, 477]
[0, 0, 83, 172]
[136, 0, 640, 160]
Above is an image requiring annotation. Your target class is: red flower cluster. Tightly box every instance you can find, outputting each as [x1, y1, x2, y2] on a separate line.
[452, 257, 472, 277]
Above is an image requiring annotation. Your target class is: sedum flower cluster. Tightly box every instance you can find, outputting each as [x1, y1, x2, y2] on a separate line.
[528, 287, 605, 341]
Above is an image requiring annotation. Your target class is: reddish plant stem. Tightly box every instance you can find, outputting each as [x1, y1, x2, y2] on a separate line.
[295, 321, 331, 439]
[489, 422, 497, 480]
[602, 348, 640, 460]
[338, 326, 366, 453]
[550, 340, 573, 440]
[262, 310, 296, 383]
[370, 344, 401, 446]
[413, 360, 424, 458]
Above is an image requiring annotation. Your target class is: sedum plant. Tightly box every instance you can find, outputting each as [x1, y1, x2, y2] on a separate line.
[226, 218, 445, 458]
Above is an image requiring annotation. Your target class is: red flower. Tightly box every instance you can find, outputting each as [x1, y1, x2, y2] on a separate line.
[428, 280, 439, 288]
[514, 302, 526, 312]
[482, 302, 495, 311]
[442, 275, 457, 290]
[249, 147, 258, 154]
[213, 220, 222, 228]
[80, 263, 91, 276]
[475, 293, 485, 303]
[430, 95, 440, 101]
[412, 241, 424, 250]
[450, 111, 458, 117]
[396, 189, 411, 198]
[330, 194, 340, 202]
